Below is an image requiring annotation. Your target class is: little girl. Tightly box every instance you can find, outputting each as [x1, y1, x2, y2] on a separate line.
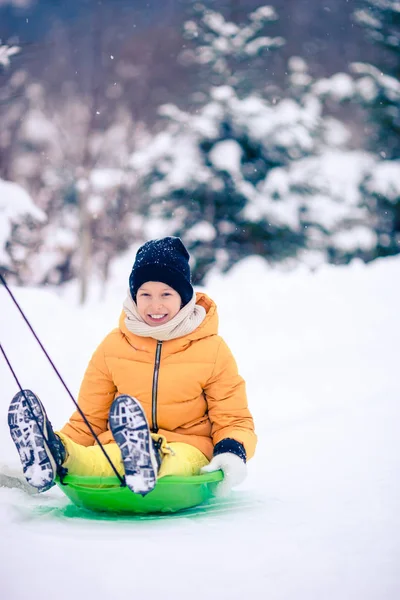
[8, 237, 257, 497]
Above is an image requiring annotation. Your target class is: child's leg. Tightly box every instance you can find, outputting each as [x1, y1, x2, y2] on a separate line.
[57, 433, 124, 478]
[152, 435, 209, 478]
[59, 432, 209, 479]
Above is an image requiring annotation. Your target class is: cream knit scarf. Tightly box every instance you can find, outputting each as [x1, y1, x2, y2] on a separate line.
[123, 291, 206, 341]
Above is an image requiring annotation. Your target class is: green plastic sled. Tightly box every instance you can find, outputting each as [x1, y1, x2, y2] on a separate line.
[56, 470, 223, 515]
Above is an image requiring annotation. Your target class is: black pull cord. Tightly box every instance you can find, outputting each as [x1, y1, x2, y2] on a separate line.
[1, 343, 69, 482]
[0, 273, 125, 486]
[1, 343, 54, 455]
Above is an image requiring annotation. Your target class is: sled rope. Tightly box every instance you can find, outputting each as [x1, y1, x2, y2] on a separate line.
[0, 342, 56, 458]
[1, 342, 70, 482]
[0, 273, 125, 486]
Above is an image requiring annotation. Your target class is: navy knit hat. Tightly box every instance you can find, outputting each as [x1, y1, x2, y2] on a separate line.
[129, 237, 193, 307]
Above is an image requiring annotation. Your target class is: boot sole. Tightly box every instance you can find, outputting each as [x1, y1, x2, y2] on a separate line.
[109, 395, 158, 496]
[8, 391, 56, 492]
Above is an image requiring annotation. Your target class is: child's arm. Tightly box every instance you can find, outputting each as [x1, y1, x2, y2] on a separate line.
[60, 339, 117, 446]
[204, 338, 257, 460]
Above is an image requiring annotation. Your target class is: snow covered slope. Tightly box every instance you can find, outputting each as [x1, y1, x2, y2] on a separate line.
[1, 255, 399, 600]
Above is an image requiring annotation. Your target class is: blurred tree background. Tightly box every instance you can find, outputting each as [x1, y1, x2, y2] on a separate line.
[0, 0, 399, 300]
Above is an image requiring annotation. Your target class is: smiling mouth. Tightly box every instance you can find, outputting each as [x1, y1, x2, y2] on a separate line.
[148, 314, 167, 321]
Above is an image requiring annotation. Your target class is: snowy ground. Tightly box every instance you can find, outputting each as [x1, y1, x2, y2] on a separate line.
[1, 254, 399, 600]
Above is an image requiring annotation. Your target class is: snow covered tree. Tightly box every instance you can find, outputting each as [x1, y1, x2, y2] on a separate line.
[0, 39, 24, 180]
[254, 56, 381, 268]
[350, 1, 400, 258]
[180, 3, 284, 96]
[132, 5, 290, 281]
[353, 0, 400, 158]
[1, 8, 152, 301]
[6, 86, 146, 295]
[132, 6, 378, 280]
[0, 178, 46, 279]
[0, 43, 19, 70]
[133, 84, 320, 282]
[1, 49, 148, 298]
[133, 78, 379, 278]
[315, 1, 400, 261]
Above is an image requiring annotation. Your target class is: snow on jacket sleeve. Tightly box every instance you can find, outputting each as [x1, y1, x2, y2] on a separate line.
[60, 339, 117, 446]
[204, 338, 257, 460]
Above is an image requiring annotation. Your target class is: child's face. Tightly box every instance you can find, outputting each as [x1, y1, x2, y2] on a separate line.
[136, 281, 182, 326]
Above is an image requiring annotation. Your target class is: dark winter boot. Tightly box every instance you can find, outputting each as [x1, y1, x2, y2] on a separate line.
[8, 390, 66, 493]
[109, 395, 161, 496]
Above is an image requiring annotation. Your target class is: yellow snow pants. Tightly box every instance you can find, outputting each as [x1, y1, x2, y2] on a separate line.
[57, 432, 209, 479]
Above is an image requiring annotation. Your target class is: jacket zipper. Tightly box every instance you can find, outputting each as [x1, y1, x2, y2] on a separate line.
[151, 340, 162, 433]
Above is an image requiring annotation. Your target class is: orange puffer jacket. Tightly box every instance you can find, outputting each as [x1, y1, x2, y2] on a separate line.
[61, 292, 257, 460]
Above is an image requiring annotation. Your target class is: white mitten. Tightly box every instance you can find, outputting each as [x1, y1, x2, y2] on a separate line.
[201, 452, 247, 498]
